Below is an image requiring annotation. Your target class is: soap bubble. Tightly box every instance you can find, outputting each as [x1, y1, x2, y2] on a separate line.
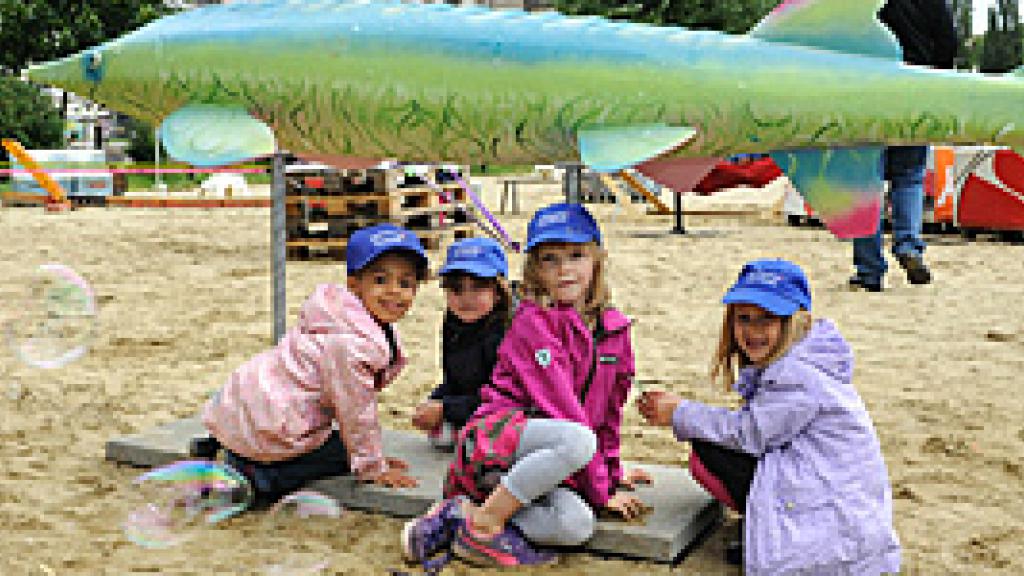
[4, 264, 97, 369]
[268, 491, 343, 524]
[261, 491, 342, 575]
[122, 461, 252, 549]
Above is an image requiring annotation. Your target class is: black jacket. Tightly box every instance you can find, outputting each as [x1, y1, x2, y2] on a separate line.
[879, 0, 958, 69]
[429, 311, 507, 431]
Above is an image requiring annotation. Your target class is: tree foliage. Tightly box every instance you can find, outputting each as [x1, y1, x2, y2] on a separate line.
[0, 0, 169, 75]
[122, 115, 160, 163]
[555, 0, 776, 34]
[980, 0, 1022, 73]
[0, 77, 63, 150]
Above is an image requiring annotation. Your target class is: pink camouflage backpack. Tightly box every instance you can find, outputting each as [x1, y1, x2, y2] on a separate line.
[443, 408, 527, 503]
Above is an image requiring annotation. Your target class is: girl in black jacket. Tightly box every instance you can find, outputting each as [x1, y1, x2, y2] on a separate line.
[411, 238, 513, 450]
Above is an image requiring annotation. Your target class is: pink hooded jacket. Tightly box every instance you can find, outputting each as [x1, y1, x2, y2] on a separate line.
[474, 300, 635, 507]
[202, 284, 405, 478]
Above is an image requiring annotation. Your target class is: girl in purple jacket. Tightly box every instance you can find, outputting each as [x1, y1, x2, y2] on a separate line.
[399, 203, 650, 569]
[639, 259, 901, 575]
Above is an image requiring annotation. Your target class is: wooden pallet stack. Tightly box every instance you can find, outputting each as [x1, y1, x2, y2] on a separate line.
[285, 163, 476, 262]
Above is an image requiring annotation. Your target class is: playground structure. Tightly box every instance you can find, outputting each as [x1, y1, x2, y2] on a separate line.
[1, 139, 74, 211]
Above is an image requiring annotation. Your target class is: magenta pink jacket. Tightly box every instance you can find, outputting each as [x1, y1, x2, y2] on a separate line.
[474, 300, 634, 507]
[203, 284, 405, 478]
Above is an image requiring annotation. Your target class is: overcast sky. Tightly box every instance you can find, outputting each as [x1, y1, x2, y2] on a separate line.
[971, 0, 1021, 36]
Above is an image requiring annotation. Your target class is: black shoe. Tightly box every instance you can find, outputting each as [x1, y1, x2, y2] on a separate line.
[188, 435, 222, 459]
[849, 275, 882, 292]
[896, 254, 932, 285]
[725, 520, 743, 566]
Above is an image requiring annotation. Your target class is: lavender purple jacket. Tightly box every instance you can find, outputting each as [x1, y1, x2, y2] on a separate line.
[673, 319, 901, 575]
[474, 301, 634, 507]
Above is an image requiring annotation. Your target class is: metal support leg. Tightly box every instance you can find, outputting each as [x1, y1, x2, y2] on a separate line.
[560, 163, 583, 204]
[272, 152, 287, 343]
[672, 190, 686, 235]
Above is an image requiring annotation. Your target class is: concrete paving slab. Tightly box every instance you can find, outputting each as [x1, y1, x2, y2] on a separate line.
[106, 417, 721, 563]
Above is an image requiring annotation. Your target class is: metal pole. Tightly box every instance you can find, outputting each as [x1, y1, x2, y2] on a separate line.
[562, 163, 582, 204]
[272, 152, 286, 343]
[672, 190, 686, 234]
[154, 126, 161, 191]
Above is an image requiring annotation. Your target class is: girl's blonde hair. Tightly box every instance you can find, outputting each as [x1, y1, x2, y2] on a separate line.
[521, 242, 610, 325]
[710, 305, 813, 392]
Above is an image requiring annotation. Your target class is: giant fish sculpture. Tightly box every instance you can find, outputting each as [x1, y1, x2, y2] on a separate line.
[25, 0, 1024, 236]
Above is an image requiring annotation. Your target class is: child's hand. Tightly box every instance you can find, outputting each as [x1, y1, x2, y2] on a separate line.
[618, 467, 654, 491]
[638, 390, 683, 427]
[411, 401, 444, 432]
[604, 492, 649, 521]
[385, 456, 409, 471]
[361, 467, 419, 489]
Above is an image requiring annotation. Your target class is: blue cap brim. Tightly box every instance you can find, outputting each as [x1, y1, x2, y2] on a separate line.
[525, 231, 596, 251]
[722, 287, 800, 316]
[439, 262, 501, 278]
[353, 247, 428, 274]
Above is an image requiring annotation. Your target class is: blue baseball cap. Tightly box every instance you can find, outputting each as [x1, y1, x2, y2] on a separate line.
[722, 259, 812, 316]
[525, 203, 602, 251]
[439, 238, 508, 278]
[346, 224, 428, 276]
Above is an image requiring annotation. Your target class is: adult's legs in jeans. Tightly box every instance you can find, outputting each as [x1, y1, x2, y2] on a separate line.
[223, 430, 349, 506]
[852, 149, 891, 285]
[886, 146, 932, 284]
[885, 146, 927, 259]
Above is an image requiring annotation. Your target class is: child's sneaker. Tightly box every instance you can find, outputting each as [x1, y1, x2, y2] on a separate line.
[401, 496, 465, 564]
[452, 520, 557, 567]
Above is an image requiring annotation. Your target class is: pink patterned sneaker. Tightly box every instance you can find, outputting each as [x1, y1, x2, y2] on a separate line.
[452, 519, 557, 567]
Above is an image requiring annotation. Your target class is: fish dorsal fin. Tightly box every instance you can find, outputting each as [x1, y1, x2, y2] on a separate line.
[749, 0, 902, 61]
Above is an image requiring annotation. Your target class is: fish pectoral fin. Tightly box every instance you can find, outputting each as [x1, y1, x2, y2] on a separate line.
[769, 146, 885, 239]
[159, 104, 275, 167]
[748, 0, 901, 61]
[577, 124, 697, 173]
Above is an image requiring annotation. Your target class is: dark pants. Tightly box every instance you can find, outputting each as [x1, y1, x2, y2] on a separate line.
[691, 439, 757, 514]
[223, 430, 350, 506]
[853, 145, 928, 283]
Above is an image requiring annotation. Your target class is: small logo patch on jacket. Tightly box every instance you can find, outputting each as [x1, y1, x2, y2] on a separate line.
[535, 348, 552, 368]
[599, 355, 618, 364]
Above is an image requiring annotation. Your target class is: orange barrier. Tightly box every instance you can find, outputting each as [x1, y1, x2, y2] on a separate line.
[1, 139, 69, 207]
[929, 146, 956, 225]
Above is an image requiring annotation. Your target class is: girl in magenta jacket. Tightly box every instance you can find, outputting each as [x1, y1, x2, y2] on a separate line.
[201, 224, 427, 506]
[400, 203, 650, 570]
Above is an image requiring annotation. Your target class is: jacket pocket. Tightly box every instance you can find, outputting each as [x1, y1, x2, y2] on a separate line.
[773, 494, 856, 569]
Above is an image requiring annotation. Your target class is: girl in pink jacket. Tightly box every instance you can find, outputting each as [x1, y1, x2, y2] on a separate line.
[400, 203, 650, 570]
[201, 224, 427, 506]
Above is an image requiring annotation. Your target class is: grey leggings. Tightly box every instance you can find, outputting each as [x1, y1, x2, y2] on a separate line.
[501, 418, 598, 547]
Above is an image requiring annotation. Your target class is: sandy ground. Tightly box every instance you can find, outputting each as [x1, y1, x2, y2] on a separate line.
[0, 178, 1022, 575]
